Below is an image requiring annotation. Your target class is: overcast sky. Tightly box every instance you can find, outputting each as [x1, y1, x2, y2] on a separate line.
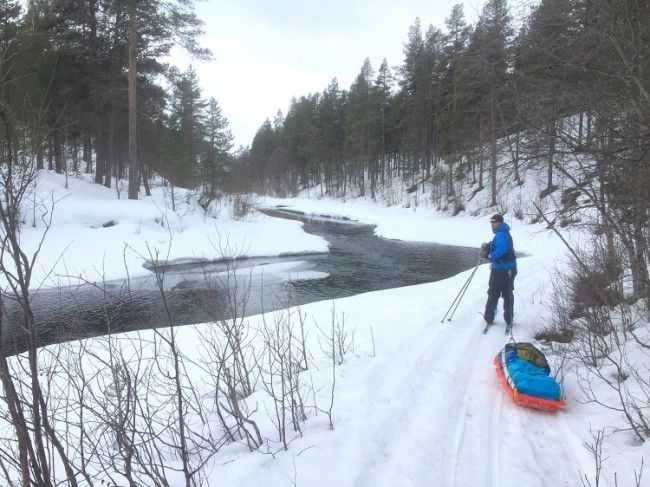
[177, 0, 490, 149]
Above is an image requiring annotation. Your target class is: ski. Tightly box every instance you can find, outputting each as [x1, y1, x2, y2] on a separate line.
[479, 311, 494, 334]
[479, 312, 493, 334]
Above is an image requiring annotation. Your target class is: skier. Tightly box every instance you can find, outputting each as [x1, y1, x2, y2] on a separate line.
[480, 214, 517, 331]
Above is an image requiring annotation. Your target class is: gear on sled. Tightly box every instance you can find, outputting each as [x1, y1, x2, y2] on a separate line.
[493, 342, 566, 412]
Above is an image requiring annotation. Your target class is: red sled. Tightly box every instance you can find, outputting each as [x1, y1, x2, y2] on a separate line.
[493, 355, 566, 412]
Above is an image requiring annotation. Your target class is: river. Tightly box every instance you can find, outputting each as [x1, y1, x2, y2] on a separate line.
[2, 208, 478, 354]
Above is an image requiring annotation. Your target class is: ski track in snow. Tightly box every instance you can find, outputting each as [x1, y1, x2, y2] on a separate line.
[489, 381, 503, 487]
[339, 293, 594, 487]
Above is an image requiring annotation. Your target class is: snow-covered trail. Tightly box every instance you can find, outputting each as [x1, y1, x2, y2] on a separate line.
[189, 198, 611, 487]
[307, 268, 594, 487]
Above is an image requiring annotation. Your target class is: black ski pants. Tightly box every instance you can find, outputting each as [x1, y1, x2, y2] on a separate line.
[484, 267, 516, 324]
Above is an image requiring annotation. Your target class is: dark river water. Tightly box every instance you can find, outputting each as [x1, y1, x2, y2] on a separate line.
[3, 208, 478, 353]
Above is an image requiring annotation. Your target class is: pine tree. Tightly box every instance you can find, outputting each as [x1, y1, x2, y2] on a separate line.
[397, 18, 426, 174]
[466, 0, 514, 206]
[313, 79, 345, 194]
[515, 0, 576, 194]
[127, 0, 138, 198]
[423, 25, 444, 175]
[437, 4, 471, 200]
[250, 119, 275, 164]
[0, 1, 21, 92]
[170, 67, 207, 186]
[122, 0, 211, 198]
[373, 59, 395, 185]
[0, 0, 21, 168]
[345, 58, 375, 195]
[397, 19, 443, 179]
[282, 94, 318, 191]
[249, 119, 278, 191]
[200, 97, 233, 205]
[438, 4, 471, 157]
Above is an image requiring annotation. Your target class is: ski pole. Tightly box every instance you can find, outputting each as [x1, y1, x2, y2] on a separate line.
[440, 269, 474, 323]
[440, 269, 473, 323]
[440, 255, 482, 323]
[445, 260, 480, 322]
[446, 265, 478, 321]
[440, 258, 480, 322]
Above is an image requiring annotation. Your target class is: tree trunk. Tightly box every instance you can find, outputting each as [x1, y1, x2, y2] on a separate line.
[94, 116, 105, 184]
[71, 135, 79, 173]
[478, 116, 484, 190]
[36, 141, 44, 170]
[127, 0, 139, 200]
[490, 95, 497, 207]
[578, 111, 583, 146]
[547, 119, 556, 191]
[513, 132, 520, 184]
[141, 162, 151, 196]
[105, 100, 115, 188]
[447, 155, 455, 198]
[83, 128, 92, 173]
[53, 128, 63, 174]
[47, 137, 53, 171]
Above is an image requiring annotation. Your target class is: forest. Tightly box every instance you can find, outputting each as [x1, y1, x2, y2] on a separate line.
[0, 0, 232, 200]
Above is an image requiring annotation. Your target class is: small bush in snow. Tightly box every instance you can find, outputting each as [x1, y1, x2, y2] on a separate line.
[228, 193, 257, 220]
[547, 241, 650, 443]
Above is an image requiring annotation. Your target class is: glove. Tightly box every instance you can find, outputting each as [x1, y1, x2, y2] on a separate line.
[480, 243, 489, 258]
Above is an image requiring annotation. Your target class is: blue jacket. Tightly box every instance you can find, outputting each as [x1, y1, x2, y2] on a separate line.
[488, 222, 516, 270]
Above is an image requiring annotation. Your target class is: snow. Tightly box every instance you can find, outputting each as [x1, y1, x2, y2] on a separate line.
[18, 174, 328, 288]
[6, 171, 649, 486]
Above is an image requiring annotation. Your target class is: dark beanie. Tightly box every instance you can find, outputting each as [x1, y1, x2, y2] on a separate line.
[491, 214, 504, 223]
